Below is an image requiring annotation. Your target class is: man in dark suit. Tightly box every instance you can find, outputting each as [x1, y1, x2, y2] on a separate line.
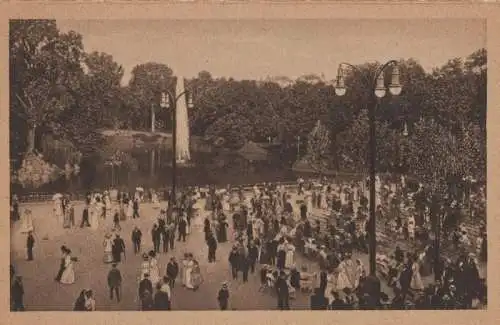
[112, 234, 126, 263]
[107, 263, 122, 302]
[131, 226, 142, 254]
[178, 217, 187, 242]
[167, 219, 176, 250]
[80, 204, 90, 228]
[207, 232, 218, 263]
[228, 246, 240, 279]
[275, 271, 290, 310]
[133, 198, 140, 219]
[166, 257, 179, 288]
[11, 276, 24, 311]
[154, 282, 171, 311]
[318, 268, 328, 295]
[26, 231, 35, 261]
[151, 224, 161, 253]
[158, 218, 169, 253]
[247, 241, 259, 273]
[139, 274, 153, 300]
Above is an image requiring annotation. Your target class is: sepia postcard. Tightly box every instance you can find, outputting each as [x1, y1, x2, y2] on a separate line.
[1, 2, 499, 325]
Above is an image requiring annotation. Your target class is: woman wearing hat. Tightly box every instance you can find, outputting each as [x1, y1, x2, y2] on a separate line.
[103, 233, 114, 263]
[190, 259, 204, 291]
[139, 253, 150, 282]
[53, 195, 64, 227]
[104, 191, 112, 219]
[60, 247, 76, 285]
[89, 199, 100, 231]
[19, 209, 34, 234]
[148, 251, 161, 286]
[184, 253, 195, 289]
[152, 190, 161, 210]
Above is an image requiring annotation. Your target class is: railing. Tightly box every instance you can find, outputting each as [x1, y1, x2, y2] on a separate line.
[14, 181, 301, 203]
[11, 171, 429, 204]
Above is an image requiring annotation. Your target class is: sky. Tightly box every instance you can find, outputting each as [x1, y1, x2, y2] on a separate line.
[58, 19, 485, 86]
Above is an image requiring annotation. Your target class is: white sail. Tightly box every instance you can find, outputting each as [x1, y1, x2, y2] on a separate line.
[175, 77, 191, 163]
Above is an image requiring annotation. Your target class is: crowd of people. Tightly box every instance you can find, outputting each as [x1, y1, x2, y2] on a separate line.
[198, 175, 487, 310]
[10, 186, 200, 311]
[10, 174, 487, 311]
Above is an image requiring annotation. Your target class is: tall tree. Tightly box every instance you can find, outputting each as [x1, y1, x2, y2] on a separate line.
[9, 19, 85, 154]
[81, 51, 125, 128]
[127, 62, 175, 130]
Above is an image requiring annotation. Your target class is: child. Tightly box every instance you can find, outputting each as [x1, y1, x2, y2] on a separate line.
[217, 282, 230, 310]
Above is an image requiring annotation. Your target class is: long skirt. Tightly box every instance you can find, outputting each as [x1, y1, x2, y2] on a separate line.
[410, 272, 424, 290]
[103, 251, 113, 263]
[185, 269, 193, 289]
[60, 265, 75, 284]
[336, 271, 353, 291]
[191, 273, 203, 289]
[63, 214, 71, 228]
[285, 251, 295, 269]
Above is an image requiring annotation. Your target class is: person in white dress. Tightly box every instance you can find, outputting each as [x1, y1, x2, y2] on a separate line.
[139, 253, 150, 282]
[95, 196, 105, 219]
[148, 251, 161, 286]
[304, 191, 313, 214]
[152, 191, 161, 210]
[222, 194, 230, 211]
[410, 255, 425, 291]
[353, 259, 366, 289]
[407, 214, 416, 241]
[253, 218, 264, 239]
[325, 271, 337, 304]
[253, 185, 260, 198]
[352, 185, 359, 202]
[60, 248, 76, 285]
[320, 187, 328, 210]
[336, 256, 355, 291]
[104, 192, 113, 219]
[103, 234, 114, 263]
[184, 254, 195, 289]
[126, 200, 134, 220]
[19, 209, 34, 234]
[54, 197, 64, 226]
[284, 241, 296, 269]
[89, 203, 99, 230]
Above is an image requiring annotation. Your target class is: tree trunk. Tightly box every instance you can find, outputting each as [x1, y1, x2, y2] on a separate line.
[26, 125, 36, 153]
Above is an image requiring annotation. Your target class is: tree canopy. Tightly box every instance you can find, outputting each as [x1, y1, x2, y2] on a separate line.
[10, 20, 486, 192]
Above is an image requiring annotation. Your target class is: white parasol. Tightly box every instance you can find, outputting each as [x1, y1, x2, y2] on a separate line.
[52, 193, 63, 200]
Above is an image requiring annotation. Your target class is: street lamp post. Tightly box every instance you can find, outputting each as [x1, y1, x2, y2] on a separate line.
[160, 83, 194, 209]
[296, 135, 301, 160]
[334, 61, 402, 278]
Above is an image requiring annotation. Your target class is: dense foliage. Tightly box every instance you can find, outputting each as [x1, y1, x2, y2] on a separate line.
[10, 20, 486, 192]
